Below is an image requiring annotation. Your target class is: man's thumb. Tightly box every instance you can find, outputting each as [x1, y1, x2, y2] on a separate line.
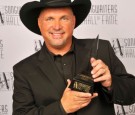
[66, 79, 71, 88]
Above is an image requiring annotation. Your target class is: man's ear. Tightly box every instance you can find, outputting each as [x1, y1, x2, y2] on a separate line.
[73, 15, 76, 28]
[38, 17, 41, 30]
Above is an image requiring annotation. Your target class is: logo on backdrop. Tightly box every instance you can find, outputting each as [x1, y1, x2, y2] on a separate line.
[129, 104, 135, 115]
[0, 72, 14, 91]
[34, 40, 43, 52]
[0, 105, 8, 115]
[0, 40, 4, 59]
[111, 38, 135, 58]
[84, 4, 118, 25]
[0, 5, 21, 26]
[116, 104, 135, 115]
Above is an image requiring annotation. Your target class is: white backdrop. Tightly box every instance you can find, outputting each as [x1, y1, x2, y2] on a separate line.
[0, 0, 135, 114]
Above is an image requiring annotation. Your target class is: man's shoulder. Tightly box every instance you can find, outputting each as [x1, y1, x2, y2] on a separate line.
[13, 51, 40, 70]
[76, 38, 109, 43]
[75, 38, 110, 46]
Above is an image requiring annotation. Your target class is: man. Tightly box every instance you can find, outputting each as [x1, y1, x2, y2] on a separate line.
[12, 0, 135, 115]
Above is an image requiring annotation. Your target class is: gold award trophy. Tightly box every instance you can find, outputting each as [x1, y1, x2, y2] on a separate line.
[69, 35, 99, 94]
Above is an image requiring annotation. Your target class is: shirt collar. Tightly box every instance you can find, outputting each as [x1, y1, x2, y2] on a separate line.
[44, 40, 75, 61]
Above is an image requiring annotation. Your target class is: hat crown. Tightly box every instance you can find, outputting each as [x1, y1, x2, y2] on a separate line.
[40, 0, 72, 4]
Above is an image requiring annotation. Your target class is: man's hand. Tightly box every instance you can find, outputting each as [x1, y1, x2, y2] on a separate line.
[90, 57, 112, 89]
[61, 79, 98, 114]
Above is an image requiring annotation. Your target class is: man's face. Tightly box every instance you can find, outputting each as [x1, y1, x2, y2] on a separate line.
[38, 7, 76, 51]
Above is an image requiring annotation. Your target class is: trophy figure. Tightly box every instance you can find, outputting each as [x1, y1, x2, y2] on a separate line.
[69, 35, 99, 94]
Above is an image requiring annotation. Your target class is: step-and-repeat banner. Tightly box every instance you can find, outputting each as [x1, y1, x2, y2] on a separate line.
[0, 0, 135, 114]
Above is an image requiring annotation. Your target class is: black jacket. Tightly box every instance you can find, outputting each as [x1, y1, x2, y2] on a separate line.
[12, 37, 135, 115]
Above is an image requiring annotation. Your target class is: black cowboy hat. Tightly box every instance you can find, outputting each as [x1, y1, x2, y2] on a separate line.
[20, 0, 91, 35]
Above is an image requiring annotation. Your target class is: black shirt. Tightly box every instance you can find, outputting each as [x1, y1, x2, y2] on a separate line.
[48, 43, 75, 83]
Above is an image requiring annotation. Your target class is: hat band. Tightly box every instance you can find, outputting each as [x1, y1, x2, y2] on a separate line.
[41, 0, 71, 5]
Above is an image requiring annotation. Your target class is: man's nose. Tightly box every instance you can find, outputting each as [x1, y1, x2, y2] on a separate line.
[53, 20, 62, 30]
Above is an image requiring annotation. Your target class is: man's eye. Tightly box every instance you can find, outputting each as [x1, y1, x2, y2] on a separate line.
[62, 17, 69, 21]
[45, 17, 53, 21]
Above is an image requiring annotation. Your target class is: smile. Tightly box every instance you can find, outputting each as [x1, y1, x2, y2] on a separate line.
[50, 32, 64, 38]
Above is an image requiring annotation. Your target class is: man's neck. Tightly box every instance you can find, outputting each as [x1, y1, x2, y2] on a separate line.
[46, 43, 72, 56]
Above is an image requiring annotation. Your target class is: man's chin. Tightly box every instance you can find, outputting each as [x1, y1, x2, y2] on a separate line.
[52, 44, 65, 49]
[51, 40, 67, 48]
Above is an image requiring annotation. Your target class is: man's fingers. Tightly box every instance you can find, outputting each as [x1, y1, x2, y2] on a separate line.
[90, 57, 96, 63]
[92, 68, 106, 78]
[91, 93, 98, 99]
[74, 92, 91, 98]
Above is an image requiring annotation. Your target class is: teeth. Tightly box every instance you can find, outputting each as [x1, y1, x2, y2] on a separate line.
[54, 34, 60, 35]
[53, 33, 61, 34]
[52, 33, 62, 36]
[51, 33, 62, 39]
[49, 32, 64, 38]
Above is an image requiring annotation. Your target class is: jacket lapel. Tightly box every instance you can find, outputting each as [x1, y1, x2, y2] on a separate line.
[37, 44, 66, 97]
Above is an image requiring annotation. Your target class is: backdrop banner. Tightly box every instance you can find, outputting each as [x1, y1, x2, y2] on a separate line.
[0, 0, 135, 114]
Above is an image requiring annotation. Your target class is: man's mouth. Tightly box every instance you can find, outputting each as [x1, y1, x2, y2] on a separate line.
[50, 32, 64, 38]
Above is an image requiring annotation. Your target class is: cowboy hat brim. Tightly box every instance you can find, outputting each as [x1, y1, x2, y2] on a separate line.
[20, 0, 91, 35]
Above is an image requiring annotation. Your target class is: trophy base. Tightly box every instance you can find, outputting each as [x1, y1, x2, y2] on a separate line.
[69, 74, 94, 94]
